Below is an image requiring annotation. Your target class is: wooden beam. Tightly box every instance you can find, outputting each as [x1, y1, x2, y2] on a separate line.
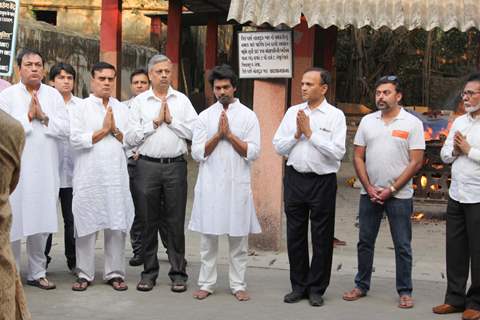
[204, 16, 218, 107]
[166, 0, 182, 89]
[100, 0, 122, 98]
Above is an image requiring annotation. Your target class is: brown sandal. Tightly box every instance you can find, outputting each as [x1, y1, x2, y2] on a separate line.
[342, 288, 366, 301]
[72, 277, 90, 291]
[27, 277, 56, 290]
[107, 277, 128, 291]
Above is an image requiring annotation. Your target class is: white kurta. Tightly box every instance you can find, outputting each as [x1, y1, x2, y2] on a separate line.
[69, 95, 134, 238]
[0, 82, 69, 241]
[58, 95, 82, 188]
[188, 100, 262, 236]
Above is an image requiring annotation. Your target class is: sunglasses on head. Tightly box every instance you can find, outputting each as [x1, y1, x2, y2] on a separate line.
[379, 75, 398, 82]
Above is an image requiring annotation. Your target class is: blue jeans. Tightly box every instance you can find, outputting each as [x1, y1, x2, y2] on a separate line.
[354, 195, 413, 296]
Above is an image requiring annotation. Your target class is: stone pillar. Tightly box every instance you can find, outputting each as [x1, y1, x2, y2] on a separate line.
[166, 0, 182, 90]
[251, 79, 288, 251]
[204, 16, 218, 107]
[290, 17, 315, 105]
[100, 0, 122, 98]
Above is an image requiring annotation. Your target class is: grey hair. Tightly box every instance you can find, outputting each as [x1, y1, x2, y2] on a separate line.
[147, 54, 171, 71]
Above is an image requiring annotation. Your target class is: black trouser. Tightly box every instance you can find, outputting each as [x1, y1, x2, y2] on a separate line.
[128, 159, 168, 257]
[445, 197, 480, 310]
[45, 187, 76, 269]
[284, 166, 336, 296]
[135, 157, 188, 282]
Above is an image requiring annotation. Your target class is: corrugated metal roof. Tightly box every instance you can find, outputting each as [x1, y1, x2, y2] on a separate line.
[227, 0, 480, 31]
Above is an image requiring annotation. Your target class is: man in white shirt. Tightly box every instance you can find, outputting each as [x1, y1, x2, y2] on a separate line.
[0, 49, 69, 290]
[273, 68, 346, 307]
[343, 75, 424, 309]
[69, 62, 134, 291]
[433, 73, 480, 320]
[189, 65, 261, 301]
[126, 54, 198, 292]
[44, 62, 82, 272]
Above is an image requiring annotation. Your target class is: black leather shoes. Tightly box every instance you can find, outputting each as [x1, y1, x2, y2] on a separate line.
[309, 293, 324, 307]
[284, 291, 307, 303]
[129, 254, 144, 266]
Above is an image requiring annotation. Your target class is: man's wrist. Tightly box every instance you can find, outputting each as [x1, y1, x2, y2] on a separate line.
[389, 184, 397, 194]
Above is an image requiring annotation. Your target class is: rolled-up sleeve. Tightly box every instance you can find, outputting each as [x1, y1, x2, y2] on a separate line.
[69, 103, 93, 149]
[308, 111, 346, 161]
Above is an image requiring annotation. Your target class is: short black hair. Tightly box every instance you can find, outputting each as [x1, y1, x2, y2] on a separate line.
[91, 61, 116, 77]
[375, 75, 403, 94]
[304, 67, 331, 86]
[208, 64, 238, 88]
[49, 62, 76, 81]
[130, 68, 149, 83]
[466, 72, 480, 84]
[16, 48, 44, 67]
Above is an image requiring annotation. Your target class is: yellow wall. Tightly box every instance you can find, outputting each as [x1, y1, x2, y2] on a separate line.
[20, 0, 168, 45]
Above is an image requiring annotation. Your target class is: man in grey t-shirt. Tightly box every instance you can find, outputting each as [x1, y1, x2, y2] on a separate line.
[342, 76, 425, 309]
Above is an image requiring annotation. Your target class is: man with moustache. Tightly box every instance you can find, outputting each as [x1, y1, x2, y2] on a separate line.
[44, 62, 82, 271]
[189, 65, 261, 301]
[126, 54, 198, 292]
[273, 67, 346, 307]
[433, 73, 480, 320]
[0, 49, 69, 290]
[343, 75, 424, 308]
[69, 62, 134, 291]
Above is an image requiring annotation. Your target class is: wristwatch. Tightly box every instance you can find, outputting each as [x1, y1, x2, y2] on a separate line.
[389, 185, 397, 194]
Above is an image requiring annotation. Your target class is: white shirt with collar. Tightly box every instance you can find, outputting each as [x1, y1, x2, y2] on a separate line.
[125, 87, 198, 158]
[273, 99, 347, 175]
[354, 108, 425, 199]
[441, 113, 480, 203]
[0, 82, 69, 241]
[69, 94, 134, 237]
[58, 95, 83, 188]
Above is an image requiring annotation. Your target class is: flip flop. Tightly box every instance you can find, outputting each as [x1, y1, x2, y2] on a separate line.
[27, 277, 56, 290]
[107, 277, 128, 291]
[233, 290, 250, 301]
[72, 277, 90, 291]
[343, 288, 366, 301]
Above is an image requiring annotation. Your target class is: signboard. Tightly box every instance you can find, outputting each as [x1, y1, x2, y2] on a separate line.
[0, 0, 19, 76]
[238, 31, 293, 79]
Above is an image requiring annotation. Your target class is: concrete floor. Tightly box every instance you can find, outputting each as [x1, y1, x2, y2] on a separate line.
[19, 159, 456, 320]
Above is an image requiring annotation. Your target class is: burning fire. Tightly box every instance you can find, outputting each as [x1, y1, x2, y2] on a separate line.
[424, 121, 453, 141]
[420, 175, 428, 189]
[411, 212, 425, 221]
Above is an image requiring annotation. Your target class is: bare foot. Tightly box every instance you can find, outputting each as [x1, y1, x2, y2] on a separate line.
[193, 289, 211, 300]
[233, 290, 250, 301]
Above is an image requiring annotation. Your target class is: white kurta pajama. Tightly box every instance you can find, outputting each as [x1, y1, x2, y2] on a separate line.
[70, 95, 134, 281]
[0, 82, 69, 281]
[188, 99, 261, 293]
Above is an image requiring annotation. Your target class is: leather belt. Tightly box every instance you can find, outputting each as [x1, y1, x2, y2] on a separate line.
[139, 154, 185, 164]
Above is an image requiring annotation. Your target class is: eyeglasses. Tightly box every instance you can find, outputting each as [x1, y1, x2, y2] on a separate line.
[461, 90, 480, 98]
[379, 75, 398, 82]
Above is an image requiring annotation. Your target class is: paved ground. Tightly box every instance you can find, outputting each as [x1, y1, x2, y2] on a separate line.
[19, 159, 457, 320]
